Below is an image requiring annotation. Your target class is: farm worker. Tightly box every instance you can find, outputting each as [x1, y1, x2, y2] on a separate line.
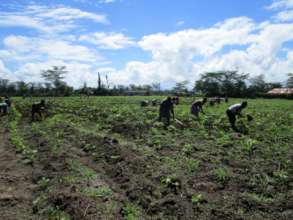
[32, 100, 46, 121]
[4, 96, 11, 113]
[159, 97, 174, 126]
[226, 101, 247, 132]
[0, 97, 8, 115]
[191, 97, 207, 118]
[140, 100, 149, 107]
[151, 99, 158, 106]
[171, 96, 179, 105]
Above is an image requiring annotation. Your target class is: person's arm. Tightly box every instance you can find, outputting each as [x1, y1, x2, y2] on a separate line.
[200, 103, 205, 114]
[171, 105, 175, 119]
[236, 108, 243, 117]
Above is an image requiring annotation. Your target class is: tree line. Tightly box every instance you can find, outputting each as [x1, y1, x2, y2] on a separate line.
[0, 66, 292, 98]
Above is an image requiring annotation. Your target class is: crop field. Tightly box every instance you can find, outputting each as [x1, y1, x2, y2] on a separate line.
[0, 96, 292, 220]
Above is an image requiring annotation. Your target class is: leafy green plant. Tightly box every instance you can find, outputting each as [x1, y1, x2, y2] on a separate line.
[242, 138, 257, 157]
[84, 186, 113, 199]
[273, 170, 288, 183]
[122, 203, 140, 220]
[246, 192, 274, 204]
[186, 158, 200, 175]
[182, 144, 193, 156]
[9, 106, 37, 163]
[47, 206, 71, 220]
[38, 177, 50, 189]
[213, 167, 229, 183]
[191, 194, 204, 205]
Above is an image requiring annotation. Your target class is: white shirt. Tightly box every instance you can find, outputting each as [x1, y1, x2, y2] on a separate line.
[228, 103, 242, 114]
[0, 102, 7, 107]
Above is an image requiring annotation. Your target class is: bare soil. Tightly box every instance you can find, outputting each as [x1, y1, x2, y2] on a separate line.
[0, 117, 37, 220]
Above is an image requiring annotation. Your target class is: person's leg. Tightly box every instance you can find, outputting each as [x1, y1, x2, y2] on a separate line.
[166, 115, 170, 126]
[3, 106, 7, 114]
[191, 106, 199, 118]
[227, 110, 238, 132]
[39, 111, 42, 120]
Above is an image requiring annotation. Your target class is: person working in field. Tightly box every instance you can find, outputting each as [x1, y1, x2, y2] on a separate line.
[4, 96, 11, 112]
[226, 101, 247, 132]
[190, 97, 207, 119]
[0, 97, 8, 115]
[172, 96, 180, 105]
[32, 100, 46, 121]
[159, 97, 174, 127]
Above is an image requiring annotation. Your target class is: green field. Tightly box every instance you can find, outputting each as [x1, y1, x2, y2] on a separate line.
[1, 96, 293, 219]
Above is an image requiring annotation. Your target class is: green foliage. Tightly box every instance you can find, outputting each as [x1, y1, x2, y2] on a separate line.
[213, 167, 229, 182]
[242, 138, 257, 157]
[84, 186, 113, 199]
[182, 144, 193, 156]
[122, 203, 140, 220]
[37, 177, 50, 189]
[9, 106, 37, 162]
[246, 192, 274, 204]
[47, 206, 71, 220]
[8, 96, 293, 220]
[186, 158, 200, 175]
[191, 194, 204, 204]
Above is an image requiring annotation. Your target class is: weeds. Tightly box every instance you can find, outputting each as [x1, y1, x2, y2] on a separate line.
[186, 158, 200, 175]
[122, 203, 140, 220]
[191, 194, 204, 205]
[9, 106, 37, 163]
[213, 167, 229, 183]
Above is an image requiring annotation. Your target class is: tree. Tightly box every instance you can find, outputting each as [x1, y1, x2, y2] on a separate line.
[16, 81, 29, 96]
[265, 82, 282, 91]
[0, 78, 9, 94]
[287, 73, 293, 88]
[97, 72, 103, 90]
[249, 74, 267, 93]
[173, 80, 189, 94]
[194, 71, 248, 97]
[41, 66, 68, 96]
[151, 82, 161, 91]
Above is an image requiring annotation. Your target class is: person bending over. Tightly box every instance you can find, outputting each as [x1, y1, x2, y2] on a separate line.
[32, 100, 46, 121]
[159, 97, 174, 127]
[226, 101, 247, 132]
[191, 97, 207, 118]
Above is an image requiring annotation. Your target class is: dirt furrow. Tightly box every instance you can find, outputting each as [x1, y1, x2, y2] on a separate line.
[0, 118, 38, 220]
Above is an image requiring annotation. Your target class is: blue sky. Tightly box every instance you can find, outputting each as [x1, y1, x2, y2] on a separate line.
[0, 0, 293, 88]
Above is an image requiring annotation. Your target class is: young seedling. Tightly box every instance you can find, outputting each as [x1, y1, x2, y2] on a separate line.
[186, 158, 200, 175]
[191, 194, 204, 205]
[213, 167, 229, 183]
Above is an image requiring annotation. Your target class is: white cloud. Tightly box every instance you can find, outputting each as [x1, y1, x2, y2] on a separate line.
[106, 17, 293, 86]
[99, 0, 116, 3]
[79, 32, 136, 49]
[0, 4, 109, 33]
[176, 20, 185, 26]
[0, 15, 74, 33]
[274, 10, 293, 21]
[14, 60, 101, 87]
[267, 0, 293, 10]
[1, 2, 293, 88]
[75, 0, 118, 4]
[0, 60, 16, 81]
[139, 17, 255, 59]
[27, 5, 108, 24]
[1, 35, 103, 63]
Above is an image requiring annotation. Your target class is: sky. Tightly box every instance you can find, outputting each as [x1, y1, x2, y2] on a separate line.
[0, 0, 293, 88]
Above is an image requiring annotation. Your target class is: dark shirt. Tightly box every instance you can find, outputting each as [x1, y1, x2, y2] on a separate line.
[160, 99, 174, 116]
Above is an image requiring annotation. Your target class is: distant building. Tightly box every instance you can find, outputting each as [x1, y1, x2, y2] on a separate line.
[267, 88, 293, 94]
